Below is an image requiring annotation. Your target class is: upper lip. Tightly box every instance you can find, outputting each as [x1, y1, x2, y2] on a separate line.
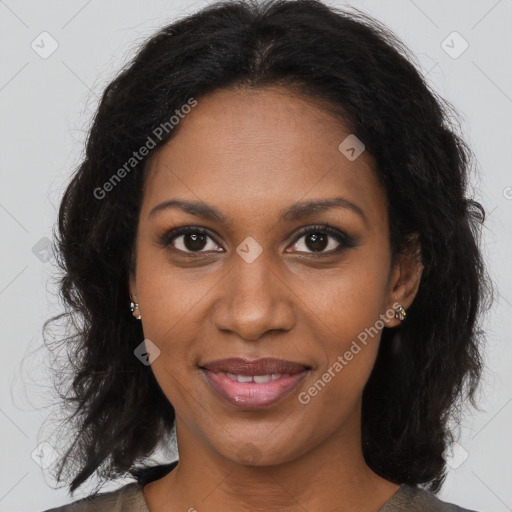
[200, 358, 309, 376]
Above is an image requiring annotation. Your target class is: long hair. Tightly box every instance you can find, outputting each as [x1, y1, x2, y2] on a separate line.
[42, 0, 492, 495]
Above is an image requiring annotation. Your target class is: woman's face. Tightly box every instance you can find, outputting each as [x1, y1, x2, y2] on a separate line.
[130, 87, 415, 466]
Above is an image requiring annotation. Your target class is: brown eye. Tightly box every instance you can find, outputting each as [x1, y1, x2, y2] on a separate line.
[161, 227, 223, 254]
[287, 225, 356, 254]
[303, 232, 329, 252]
[182, 232, 208, 251]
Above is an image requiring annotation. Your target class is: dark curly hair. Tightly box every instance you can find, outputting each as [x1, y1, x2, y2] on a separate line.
[42, 0, 492, 496]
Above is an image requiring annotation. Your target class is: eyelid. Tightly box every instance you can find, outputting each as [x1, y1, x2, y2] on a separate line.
[158, 226, 224, 253]
[286, 224, 355, 254]
[159, 223, 355, 255]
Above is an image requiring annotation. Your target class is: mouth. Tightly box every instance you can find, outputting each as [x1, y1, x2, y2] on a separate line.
[199, 358, 310, 409]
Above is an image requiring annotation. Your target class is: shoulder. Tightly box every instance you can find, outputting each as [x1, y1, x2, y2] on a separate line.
[41, 462, 177, 512]
[380, 484, 481, 512]
[41, 482, 148, 512]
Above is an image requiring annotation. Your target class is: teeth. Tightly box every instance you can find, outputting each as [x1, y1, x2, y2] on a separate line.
[237, 374, 253, 383]
[253, 375, 272, 383]
[224, 372, 284, 383]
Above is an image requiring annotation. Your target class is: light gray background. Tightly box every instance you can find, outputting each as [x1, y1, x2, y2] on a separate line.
[1, 1, 511, 511]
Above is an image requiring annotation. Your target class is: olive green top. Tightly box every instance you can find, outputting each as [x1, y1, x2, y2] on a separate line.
[42, 463, 479, 512]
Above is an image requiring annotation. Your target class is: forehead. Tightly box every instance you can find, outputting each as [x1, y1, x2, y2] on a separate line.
[141, 87, 387, 226]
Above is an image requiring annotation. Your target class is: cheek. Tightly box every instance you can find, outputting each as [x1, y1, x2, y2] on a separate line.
[295, 247, 390, 400]
[135, 244, 217, 335]
[133, 252, 212, 401]
[297, 244, 391, 342]
[295, 289, 383, 430]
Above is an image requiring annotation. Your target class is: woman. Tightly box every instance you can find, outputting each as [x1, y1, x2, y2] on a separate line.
[42, 0, 490, 510]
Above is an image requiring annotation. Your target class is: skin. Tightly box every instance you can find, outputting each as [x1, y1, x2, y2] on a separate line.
[129, 86, 422, 512]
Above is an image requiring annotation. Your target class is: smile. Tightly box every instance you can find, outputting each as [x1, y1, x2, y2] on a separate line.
[200, 357, 310, 409]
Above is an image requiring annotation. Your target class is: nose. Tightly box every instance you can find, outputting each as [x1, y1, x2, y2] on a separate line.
[212, 252, 296, 341]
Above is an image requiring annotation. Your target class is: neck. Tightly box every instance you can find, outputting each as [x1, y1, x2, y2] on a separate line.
[143, 409, 399, 512]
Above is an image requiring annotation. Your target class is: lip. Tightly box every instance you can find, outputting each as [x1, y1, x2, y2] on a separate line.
[200, 358, 310, 409]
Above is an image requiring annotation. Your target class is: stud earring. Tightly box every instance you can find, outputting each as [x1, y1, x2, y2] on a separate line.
[395, 304, 407, 321]
[130, 301, 142, 320]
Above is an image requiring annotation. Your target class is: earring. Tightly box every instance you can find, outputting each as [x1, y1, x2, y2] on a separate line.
[130, 301, 142, 320]
[395, 304, 407, 321]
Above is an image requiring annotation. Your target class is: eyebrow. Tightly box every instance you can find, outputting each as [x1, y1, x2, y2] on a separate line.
[148, 196, 367, 225]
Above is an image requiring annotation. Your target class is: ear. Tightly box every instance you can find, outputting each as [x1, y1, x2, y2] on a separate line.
[384, 233, 423, 328]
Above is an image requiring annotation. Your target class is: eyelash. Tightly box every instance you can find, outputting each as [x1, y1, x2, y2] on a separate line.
[158, 224, 356, 256]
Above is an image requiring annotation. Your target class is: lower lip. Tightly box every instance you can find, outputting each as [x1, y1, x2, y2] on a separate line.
[202, 369, 308, 409]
